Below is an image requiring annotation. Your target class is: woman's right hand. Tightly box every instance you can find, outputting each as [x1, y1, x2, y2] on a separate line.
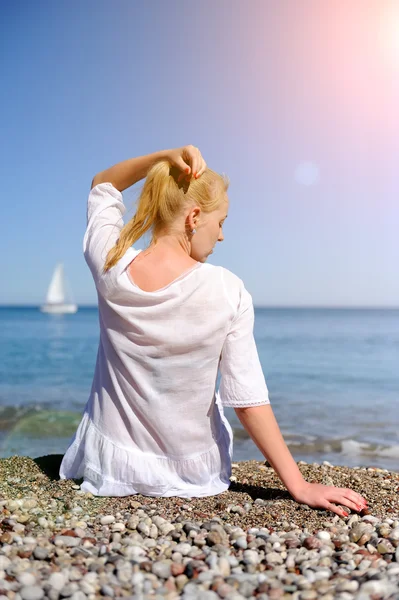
[292, 481, 368, 517]
[166, 145, 207, 182]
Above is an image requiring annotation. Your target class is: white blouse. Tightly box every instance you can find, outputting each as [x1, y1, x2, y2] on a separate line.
[59, 182, 270, 497]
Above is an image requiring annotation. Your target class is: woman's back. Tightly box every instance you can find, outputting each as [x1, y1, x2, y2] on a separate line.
[127, 246, 199, 292]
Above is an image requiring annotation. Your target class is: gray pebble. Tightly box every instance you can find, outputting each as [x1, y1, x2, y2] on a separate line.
[174, 542, 193, 555]
[33, 546, 50, 560]
[100, 583, 115, 597]
[152, 560, 172, 579]
[265, 552, 283, 565]
[54, 535, 80, 547]
[137, 521, 150, 536]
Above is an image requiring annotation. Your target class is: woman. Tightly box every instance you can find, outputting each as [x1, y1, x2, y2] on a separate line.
[60, 145, 367, 517]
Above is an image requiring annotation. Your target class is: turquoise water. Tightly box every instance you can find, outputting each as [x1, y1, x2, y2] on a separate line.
[0, 306, 398, 470]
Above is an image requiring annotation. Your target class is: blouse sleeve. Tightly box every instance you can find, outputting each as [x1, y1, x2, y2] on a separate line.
[83, 182, 126, 283]
[219, 281, 270, 408]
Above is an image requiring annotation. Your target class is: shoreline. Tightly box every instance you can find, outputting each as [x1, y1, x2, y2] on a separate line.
[0, 455, 398, 598]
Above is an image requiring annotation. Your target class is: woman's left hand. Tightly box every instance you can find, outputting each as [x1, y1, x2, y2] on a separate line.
[292, 481, 368, 517]
[167, 145, 207, 182]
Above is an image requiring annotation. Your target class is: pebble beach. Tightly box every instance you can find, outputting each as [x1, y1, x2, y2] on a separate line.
[0, 456, 399, 600]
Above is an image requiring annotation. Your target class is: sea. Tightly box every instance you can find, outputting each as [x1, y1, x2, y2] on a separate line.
[0, 306, 398, 471]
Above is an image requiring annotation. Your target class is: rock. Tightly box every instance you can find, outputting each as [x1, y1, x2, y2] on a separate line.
[70, 592, 87, 600]
[33, 546, 50, 560]
[265, 552, 283, 565]
[47, 572, 67, 591]
[335, 580, 359, 593]
[16, 572, 37, 587]
[299, 591, 318, 600]
[359, 580, 397, 596]
[127, 515, 139, 529]
[217, 557, 231, 577]
[174, 542, 193, 555]
[316, 531, 331, 542]
[238, 580, 257, 597]
[149, 524, 158, 538]
[54, 536, 80, 547]
[100, 515, 115, 525]
[159, 522, 175, 536]
[234, 536, 248, 549]
[152, 560, 172, 579]
[377, 524, 391, 538]
[228, 505, 246, 516]
[242, 550, 260, 565]
[22, 498, 38, 509]
[349, 523, 373, 544]
[303, 536, 322, 550]
[20, 586, 44, 600]
[171, 563, 185, 577]
[137, 521, 150, 536]
[377, 540, 395, 553]
[206, 531, 226, 546]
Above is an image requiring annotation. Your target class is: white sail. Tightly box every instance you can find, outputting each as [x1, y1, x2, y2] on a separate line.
[40, 263, 78, 314]
[45, 263, 66, 304]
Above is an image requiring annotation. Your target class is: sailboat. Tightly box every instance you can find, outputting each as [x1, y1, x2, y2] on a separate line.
[40, 263, 78, 314]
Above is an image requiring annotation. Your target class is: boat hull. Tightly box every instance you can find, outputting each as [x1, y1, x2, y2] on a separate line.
[40, 304, 78, 314]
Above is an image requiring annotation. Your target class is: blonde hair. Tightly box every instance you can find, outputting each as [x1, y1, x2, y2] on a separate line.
[104, 161, 230, 272]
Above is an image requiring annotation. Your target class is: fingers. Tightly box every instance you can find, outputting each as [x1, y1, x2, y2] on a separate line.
[185, 145, 206, 180]
[334, 497, 363, 514]
[322, 500, 348, 518]
[326, 487, 368, 514]
[334, 488, 368, 509]
[177, 146, 207, 182]
[195, 160, 207, 178]
[190, 147, 201, 179]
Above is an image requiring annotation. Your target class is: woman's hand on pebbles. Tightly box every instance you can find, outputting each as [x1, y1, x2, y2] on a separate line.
[167, 145, 207, 182]
[293, 482, 368, 517]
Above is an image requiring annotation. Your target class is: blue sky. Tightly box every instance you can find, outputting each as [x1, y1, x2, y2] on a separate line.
[1, 0, 398, 307]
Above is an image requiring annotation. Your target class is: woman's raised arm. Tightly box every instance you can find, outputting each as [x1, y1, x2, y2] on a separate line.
[91, 150, 171, 192]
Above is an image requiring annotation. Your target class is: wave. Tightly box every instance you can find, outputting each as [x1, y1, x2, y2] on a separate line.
[233, 428, 399, 461]
[0, 404, 398, 465]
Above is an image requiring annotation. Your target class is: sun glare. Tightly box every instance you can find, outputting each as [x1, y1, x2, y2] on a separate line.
[379, 3, 399, 67]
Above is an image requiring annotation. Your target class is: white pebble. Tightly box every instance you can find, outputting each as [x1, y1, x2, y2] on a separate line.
[100, 515, 115, 525]
[70, 592, 87, 600]
[48, 572, 67, 590]
[243, 550, 260, 565]
[54, 536, 80, 547]
[359, 580, 397, 596]
[20, 586, 44, 600]
[17, 572, 36, 587]
[316, 531, 331, 542]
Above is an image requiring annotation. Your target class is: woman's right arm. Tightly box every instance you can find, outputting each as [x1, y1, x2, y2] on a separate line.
[234, 404, 368, 517]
